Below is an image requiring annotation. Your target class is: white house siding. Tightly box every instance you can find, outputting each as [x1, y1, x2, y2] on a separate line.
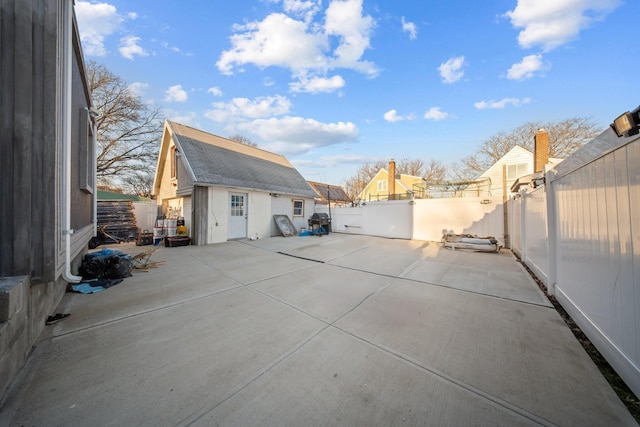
[207, 187, 229, 244]
[480, 146, 534, 196]
[199, 187, 272, 244]
[270, 195, 315, 236]
[182, 197, 192, 236]
[247, 191, 272, 239]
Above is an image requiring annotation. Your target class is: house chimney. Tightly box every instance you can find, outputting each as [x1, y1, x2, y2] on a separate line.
[388, 159, 396, 200]
[534, 128, 549, 173]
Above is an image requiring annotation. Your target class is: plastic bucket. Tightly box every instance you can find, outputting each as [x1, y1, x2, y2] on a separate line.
[166, 227, 177, 237]
[153, 227, 164, 239]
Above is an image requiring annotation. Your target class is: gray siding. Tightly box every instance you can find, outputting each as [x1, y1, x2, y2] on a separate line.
[0, 0, 93, 279]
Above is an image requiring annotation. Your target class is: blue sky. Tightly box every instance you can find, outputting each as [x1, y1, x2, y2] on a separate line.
[75, 0, 639, 185]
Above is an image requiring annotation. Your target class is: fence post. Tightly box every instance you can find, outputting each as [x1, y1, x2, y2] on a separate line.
[520, 188, 527, 262]
[544, 165, 557, 296]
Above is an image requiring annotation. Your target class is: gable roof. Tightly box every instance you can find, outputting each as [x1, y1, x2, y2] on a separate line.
[480, 145, 563, 180]
[155, 121, 317, 198]
[307, 181, 352, 203]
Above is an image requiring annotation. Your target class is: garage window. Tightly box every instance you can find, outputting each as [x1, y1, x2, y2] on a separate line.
[293, 199, 304, 217]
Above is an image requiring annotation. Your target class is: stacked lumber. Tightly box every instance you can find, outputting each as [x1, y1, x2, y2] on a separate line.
[97, 201, 138, 243]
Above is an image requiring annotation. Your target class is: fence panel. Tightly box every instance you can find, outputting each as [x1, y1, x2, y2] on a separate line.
[509, 196, 522, 258]
[523, 187, 548, 285]
[549, 133, 640, 398]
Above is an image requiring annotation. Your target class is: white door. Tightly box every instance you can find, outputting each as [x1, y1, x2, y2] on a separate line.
[228, 193, 247, 239]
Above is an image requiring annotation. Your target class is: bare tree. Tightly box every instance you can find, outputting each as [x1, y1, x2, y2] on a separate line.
[422, 159, 446, 188]
[229, 134, 258, 147]
[395, 158, 423, 176]
[454, 117, 602, 179]
[120, 171, 155, 198]
[87, 61, 164, 185]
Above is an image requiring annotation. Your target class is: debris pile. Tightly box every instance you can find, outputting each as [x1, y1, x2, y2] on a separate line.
[442, 233, 500, 252]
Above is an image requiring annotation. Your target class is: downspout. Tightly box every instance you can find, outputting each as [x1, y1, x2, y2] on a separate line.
[62, 0, 82, 283]
[92, 117, 97, 237]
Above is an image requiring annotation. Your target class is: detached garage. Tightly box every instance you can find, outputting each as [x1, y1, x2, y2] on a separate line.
[153, 121, 317, 245]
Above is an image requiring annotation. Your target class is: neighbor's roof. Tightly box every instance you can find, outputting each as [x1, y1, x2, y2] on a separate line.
[307, 181, 352, 203]
[167, 121, 317, 198]
[97, 190, 151, 201]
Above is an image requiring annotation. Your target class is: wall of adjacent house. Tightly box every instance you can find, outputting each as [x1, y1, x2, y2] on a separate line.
[0, 0, 94, 396]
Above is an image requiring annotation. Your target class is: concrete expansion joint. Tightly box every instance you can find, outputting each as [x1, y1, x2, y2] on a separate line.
[331, 326, 559, 427]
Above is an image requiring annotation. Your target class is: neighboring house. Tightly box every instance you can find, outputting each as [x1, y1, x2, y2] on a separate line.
[307, 181, 352, 206]
[153, 121, 318, 244]
[359, 162, 423, 202]
[479, 146, 562, 196]
[0, 0, 96, 394]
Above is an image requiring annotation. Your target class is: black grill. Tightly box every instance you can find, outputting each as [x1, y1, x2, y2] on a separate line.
[308, 213, 331, 235]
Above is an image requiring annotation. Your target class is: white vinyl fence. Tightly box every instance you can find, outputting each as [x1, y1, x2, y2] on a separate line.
[133, 201, 159, 232]
[509, 186, 548, 285]
[509, 128, 640, 398]
[317, 195, 505, 246]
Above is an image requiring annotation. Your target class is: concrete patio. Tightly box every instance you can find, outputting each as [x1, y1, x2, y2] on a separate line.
[1, 234, 635, 426]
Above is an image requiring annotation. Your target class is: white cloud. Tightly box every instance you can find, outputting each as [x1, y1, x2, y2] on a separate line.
[207, 87, 223, 97]
[290, 75, 345, 93]
[505, 0, 620, 51]
[325, 0, 377, 75]
[164, 110, 199, 127]
[474, 97, 531, 110]
[292, 153, 382, 169]
[162, 42, 181, 53]
[217, 0, 378, 87]
[383, 109, 404, 123]
[164, 85, 188, 103]
[238, 116, 359, 155]
[127, 82, 149, 98]
[217, 13, 327, 75]
[119, 36, 148, 60]
[282, 0, 322, 22]
[205, 95, 292, 122]
[424, 107, 449, 121]
[438, 56, 465, 83]
[507, 54, 545, 80]
[75, 1, 128, 56]
[401, 17, 417, 40]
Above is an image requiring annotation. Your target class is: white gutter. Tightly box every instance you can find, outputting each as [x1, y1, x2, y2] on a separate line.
[62, 0, 82, 283]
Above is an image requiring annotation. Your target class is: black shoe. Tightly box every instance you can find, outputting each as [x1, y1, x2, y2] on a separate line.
[46, 313, 70, 325]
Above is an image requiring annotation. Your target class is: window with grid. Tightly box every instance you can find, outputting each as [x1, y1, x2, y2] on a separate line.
[376, 180, 387, 192]
[231, 195, 244, 216]
[293, 199, 304, 217]
[507, 163, 528, 180]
